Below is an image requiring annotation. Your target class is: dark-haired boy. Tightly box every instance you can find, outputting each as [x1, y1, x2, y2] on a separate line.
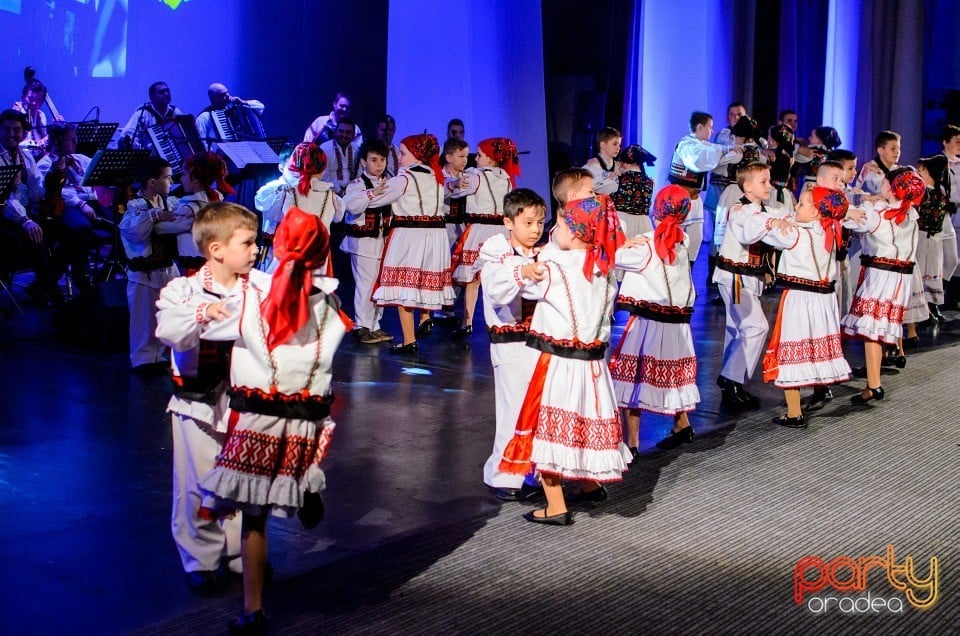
[477, 188, 547, 501]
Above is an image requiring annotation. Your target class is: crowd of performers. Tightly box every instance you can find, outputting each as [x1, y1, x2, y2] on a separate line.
[7, 87, 958, 631]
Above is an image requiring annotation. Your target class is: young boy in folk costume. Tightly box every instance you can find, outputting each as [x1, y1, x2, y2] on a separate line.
[174, 151, 235, 272]
[155, 203, 264, 594]
[449, 137, 520, 340]
[855, 130, 901, 195]
[842, 168, 926, 406]
[761, 187, 860, 426]
[341, 140, 394, 345]
[433, 138, 470, 325]
[713, 162, 792, 410]
[475, 188, 547, 501]
[583, 126, 623, 196]
[610, 185, 700, 456]
[197, 208, 349, 633]
[371, 133, 457, 353]
[499, 195, 631, 526]
[610, 144, 656, 238]
[119, 157, 180, 370]
[794, 126, 842, 193]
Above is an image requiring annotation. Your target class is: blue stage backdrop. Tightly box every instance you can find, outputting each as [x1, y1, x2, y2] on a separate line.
[0, 0, 388, 149]
[386, 0, 550, 203]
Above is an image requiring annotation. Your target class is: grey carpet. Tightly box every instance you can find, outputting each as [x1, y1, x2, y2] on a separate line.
[139, 342, 960, 635]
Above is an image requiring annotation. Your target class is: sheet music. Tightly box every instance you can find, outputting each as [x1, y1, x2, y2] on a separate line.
[218, 142, 279, 168]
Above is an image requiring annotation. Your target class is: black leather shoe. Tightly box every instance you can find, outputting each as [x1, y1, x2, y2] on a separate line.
[415, 318, 435, 340]
[451, 323, 473, 341]
[656, 426, 695, 450]
[806, 386, 833, 411]
[720, 388, 750, 411]
[229, 609, 269, 635]
[772, 413, 807, 429]
[851, 366, 867, 379]
[523, 508, 574, 526]
[929, 303, 946, 324]
[567, 484, 608, 503]
[851, 385, 884, 406]
[629, 446, 640, 463]
[185, 570, 221, 594]
[893, 354, 906, 369]
[298, 491, 325, 529]
[739, 388, 762, 408]
[488, 483, 544, 502]
[388, 341, 419, 355]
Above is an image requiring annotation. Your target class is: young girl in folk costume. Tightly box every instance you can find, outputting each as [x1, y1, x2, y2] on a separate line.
[842, 168, 926, 405]
[449, 137, 520, 340]
[371, 133, 457, 353]
[197, 208, 349, 633]
[175, 151, 234, 272]
[761, 187, 859, 427]
[610, 185, 700, 455]
[499, 195, 630, 526]
[794, 126, 842, 193]
[258, 142, 344, 275]
[915, 155, 950, 322]
[610, 144, 656, 238]
[767, 124, 797, 213]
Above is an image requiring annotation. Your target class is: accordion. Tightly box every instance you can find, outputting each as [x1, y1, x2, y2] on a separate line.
[148, 115, 206, 176]
[212, 103, 266, 141]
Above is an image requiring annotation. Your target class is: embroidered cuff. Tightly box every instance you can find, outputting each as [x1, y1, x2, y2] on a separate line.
[195, 302, 210, 324]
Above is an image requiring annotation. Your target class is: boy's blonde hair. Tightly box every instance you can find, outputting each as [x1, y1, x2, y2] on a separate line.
[552, 168, 593, 206]
[736, 162, 770, 190]
[192, 202, 259, 257]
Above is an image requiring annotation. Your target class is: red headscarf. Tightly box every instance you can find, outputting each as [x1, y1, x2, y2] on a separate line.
[400, 133, 444, 184]
[289, 142, 328, 196]
[651, 185, 691, 264]
[185, 151, 235, 196]
[477, 137, 521, 188]
[260, 207, 331, 350]
[884, 168, 926, 225]
[562, 195, 626, 280]
[811, 186, 849, 252]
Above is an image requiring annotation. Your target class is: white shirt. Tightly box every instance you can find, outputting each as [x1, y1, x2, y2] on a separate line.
[303, 112, 363, 146]
[0, 146, 43, 223]
[318, 139, 360, 195]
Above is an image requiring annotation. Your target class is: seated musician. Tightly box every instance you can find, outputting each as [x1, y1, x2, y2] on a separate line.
[194, 82, 265, 146]
[0, 109, 59, 302]
[36, 122, 103, 291]
[318, 119, 361, 196]
[13, 78, 56, 158]
[304, 91, 362, 146]
[116, 81, 183, 151]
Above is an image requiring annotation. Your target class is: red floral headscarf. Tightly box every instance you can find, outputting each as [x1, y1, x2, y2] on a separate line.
[477, 137, 521, 188]
[884, 168, 926, 225]
[562, 194, 625, 280]
[651, 185, 691, 265]
[811, 186, 849, 252]
[289, 142, 328, 196]
[400, 133, 444, 184]
[185, 151, 234, 196]
[260, 207, 331, 350]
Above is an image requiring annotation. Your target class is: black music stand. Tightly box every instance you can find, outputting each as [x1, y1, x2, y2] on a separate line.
[82, 150, 152, 281]
[265, 136, 288, 156]
[76, 122, 119, 156]
[0, 165, 25, 313]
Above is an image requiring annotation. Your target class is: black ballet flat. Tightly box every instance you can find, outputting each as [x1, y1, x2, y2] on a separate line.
[772, 413, 807, 429]
[229, 609, 268, 635]
[850, 386, 884, 406]
[523, 508, 574, 526]
[851, 366, 867, 379]
[656, 426, 695, 450]
[567, 484, 608, 503]
[806, 386, 833, 412]
[893, 354, 906, 369]
[451, 324, 473, 341]
[388, 341, 419, 355]
[415, 319, 435, 340]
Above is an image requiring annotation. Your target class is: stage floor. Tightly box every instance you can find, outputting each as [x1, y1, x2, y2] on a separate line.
[1, 257, 958, 634]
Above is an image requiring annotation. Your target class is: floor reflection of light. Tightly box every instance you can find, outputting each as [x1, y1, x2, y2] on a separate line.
[401, 368, 433, 376]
